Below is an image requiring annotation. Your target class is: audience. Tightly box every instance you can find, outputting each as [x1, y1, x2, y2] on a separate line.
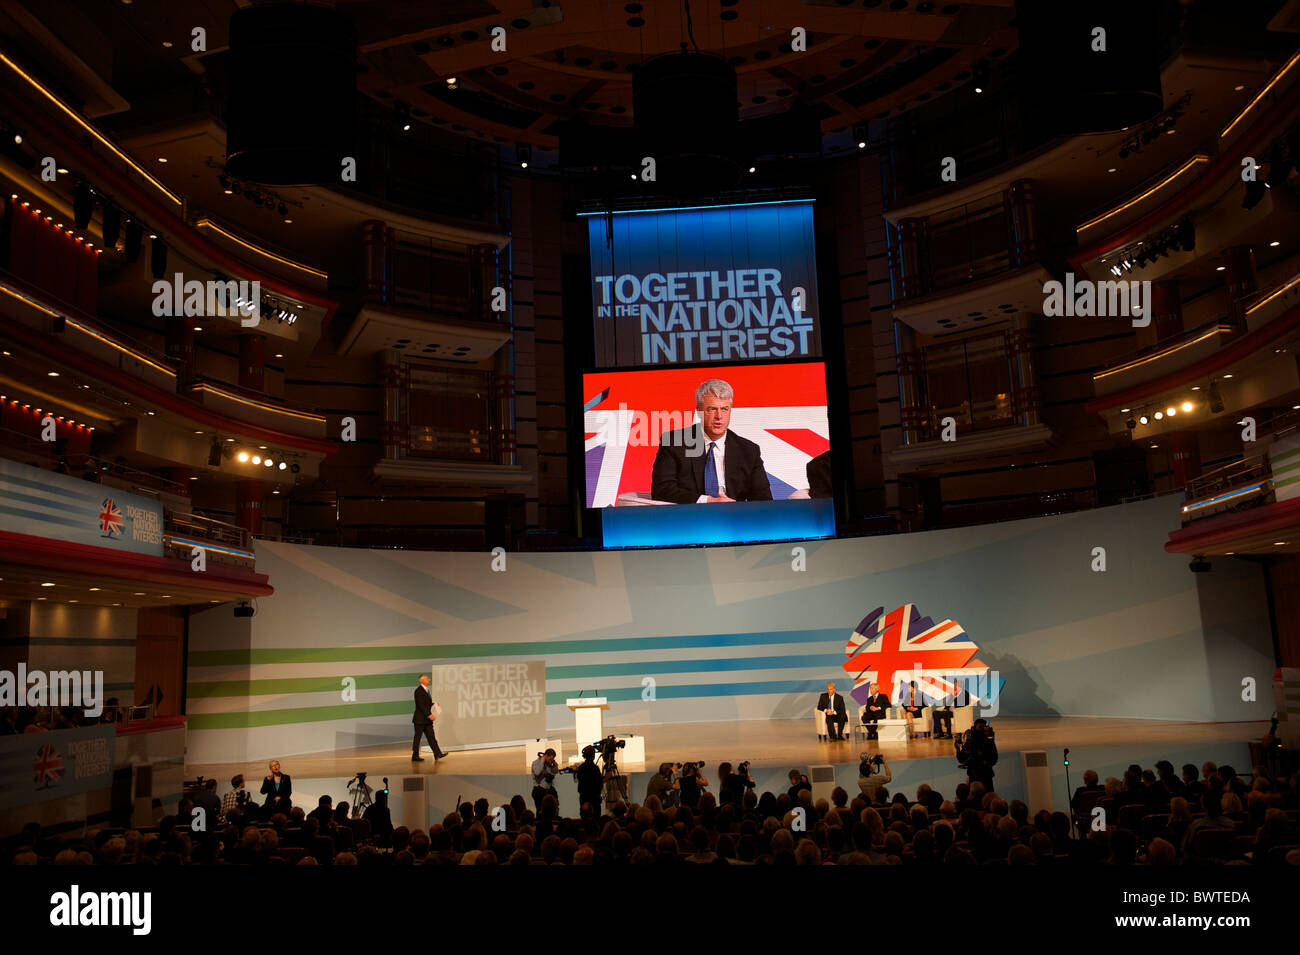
[4, 757, 1296, 867]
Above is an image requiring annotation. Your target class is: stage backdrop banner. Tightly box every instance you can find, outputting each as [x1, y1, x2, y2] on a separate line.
[0, 723, 116, 810]
[428, 660, 546, 749]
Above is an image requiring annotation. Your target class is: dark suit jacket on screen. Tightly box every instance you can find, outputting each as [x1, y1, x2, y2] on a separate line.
[650, 426, 773, 503]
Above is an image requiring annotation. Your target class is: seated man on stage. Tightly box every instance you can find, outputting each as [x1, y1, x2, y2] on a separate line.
[817, 681, 848, 740]
[931, 696, 954, 739]
[860, 682, 890, 740]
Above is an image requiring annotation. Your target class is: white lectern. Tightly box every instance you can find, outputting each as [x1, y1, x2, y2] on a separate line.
[566, 697, 609, 748]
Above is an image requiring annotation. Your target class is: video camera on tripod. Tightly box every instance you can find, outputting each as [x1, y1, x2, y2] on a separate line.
[591, 735, 625, 766]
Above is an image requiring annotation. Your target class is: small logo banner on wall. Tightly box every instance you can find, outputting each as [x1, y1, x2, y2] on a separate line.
[33, 743, 64, 788]
[98, 498, 124, 538]
[843, 604, 1000, 707]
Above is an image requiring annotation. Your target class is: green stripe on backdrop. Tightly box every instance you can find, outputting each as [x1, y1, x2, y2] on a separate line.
[186, 653, 846, 699]
[185, 679, 832, 730]
[188, 672, 422, 698]
[187, 628, 842, 668]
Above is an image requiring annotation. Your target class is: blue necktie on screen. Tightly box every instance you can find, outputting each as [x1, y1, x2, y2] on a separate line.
[704, 442, 719, 497]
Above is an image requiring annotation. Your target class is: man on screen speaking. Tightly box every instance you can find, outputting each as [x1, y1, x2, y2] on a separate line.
[651, 379, 773, 503]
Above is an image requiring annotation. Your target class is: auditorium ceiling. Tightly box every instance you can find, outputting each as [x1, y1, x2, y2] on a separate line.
[43, 0, 1020, 153]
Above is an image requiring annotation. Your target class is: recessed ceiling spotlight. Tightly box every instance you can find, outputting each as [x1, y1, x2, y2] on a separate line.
[162, 41, 173, 48]
[1234, 85, 1245, 91]
[1154, 411, 1164, 419]
[1107, 167, 1116, 173]
[1215, 265, 1225, 271]
[1222, 374, 1233, 379]
[1180, 401, 1193, 412]
[1270, 241, 1280, 247]
[47, 371, 58, 377]
[1166, 406, 1177, 416]
[251, 455, 262, 465]
[89, 587, 101, 592]
[237, 451, 249, 462]
[157, 157, 168, 162]
[40, 582, 55, 587]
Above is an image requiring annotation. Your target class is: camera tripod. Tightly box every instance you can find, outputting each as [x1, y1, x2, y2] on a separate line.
[348, 775, 374, 818]
[601, 756, 629, 808]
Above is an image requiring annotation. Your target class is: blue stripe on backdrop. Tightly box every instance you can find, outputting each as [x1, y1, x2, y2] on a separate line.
[546, 653, 845, 679]
[545, 678, 831, 705]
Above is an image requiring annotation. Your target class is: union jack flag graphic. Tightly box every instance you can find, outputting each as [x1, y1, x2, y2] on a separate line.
[33, 743, 63, 788]
[844, 604, 1001, 708]
[99, 498, 124, 538]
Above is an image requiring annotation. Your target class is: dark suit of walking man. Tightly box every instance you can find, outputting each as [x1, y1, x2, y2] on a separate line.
[818, 682, 848, 740]
[412, 673, 446, 761]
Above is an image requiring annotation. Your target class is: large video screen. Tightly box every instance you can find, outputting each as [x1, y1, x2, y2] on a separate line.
[586, 201, 820, 368]
[583, 362, 830, 509]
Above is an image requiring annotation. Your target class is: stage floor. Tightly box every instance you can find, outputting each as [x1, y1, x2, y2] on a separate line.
[189, 717, 1267, 783]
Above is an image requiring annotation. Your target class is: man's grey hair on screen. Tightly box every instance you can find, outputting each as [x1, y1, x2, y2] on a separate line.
[695, 379, 734, 408]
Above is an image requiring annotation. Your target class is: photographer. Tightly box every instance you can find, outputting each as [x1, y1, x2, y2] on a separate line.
[221, 774, 252, 826]
[857, 754, 891, 803]
[718, 760, 756, 810]
[646, 762, 681, 808]
[955, 717, 998, 788]
[787, 769, 811, 802]
[531, 748, 561, 812]
[575, 745, 604, 815]
[679, 761, 708, 808]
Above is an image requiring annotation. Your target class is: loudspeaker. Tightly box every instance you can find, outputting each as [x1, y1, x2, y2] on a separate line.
[809, 764, 837, 807]
[150, 236, 167, 279]
[401, 775, 427, 831]
[1020, 749, 1053, 818]
[123, 220, 142, 261]
[101, 203, 121, 249]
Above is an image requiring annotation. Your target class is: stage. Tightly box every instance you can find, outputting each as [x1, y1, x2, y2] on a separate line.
[188, 717, 1266, 823]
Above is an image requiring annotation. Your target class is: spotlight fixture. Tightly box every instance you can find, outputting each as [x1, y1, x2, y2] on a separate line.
[251, 455, 262, 465]
[1181, 401, 1193, 412]
[971, 62, 987, 94]
[237, 451, 250, 463]
[208, 437, 222, 466]
[1189, 555, 1211, 573]
[1139, 414, 1149, 425]
[516, 143, 531, 169]
[1154, 411, 1164, 420]
[1126, 417, 1137, 430]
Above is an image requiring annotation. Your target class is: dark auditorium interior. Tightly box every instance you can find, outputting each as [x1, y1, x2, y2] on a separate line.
[1, 0, 1300, 906]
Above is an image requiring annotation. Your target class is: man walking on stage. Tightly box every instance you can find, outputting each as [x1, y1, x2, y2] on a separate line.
[412, 673, 447, 761]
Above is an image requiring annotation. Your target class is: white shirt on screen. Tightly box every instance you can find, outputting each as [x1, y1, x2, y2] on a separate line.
[695, 430, 727, 503]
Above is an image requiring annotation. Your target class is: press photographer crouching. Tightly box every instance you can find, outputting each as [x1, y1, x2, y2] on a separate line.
[857, 754, 891, 803]
[955, 717, 998, 788]
[646, 762, 681, 808]
[531, 748, 561, 812]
